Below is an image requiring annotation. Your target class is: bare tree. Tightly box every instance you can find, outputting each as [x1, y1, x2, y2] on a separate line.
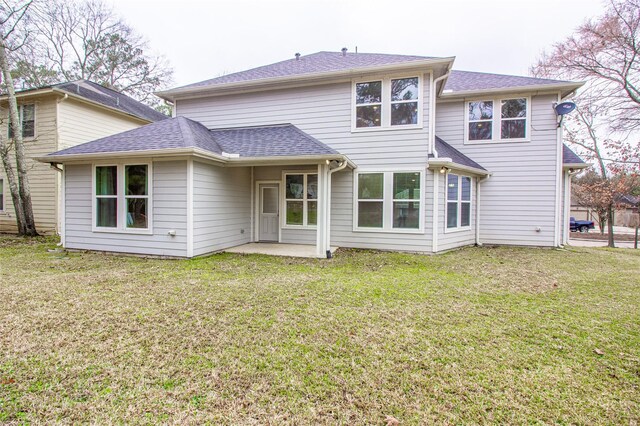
[0, 0, 37, 236]
[532, 0, 640, 247]
[13, 0, 172, 106]
[533, 0, 640, 131]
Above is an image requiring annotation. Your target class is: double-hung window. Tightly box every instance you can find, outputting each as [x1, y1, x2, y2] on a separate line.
[284, 173, 317, 227]
[8, 104, 35, 139]
[354, 76, 420, 129]
[466, 97, 528, 142]
[356, 171, 422, 231]
[446, 174, 472, 230]
[94, 164, 151, 232]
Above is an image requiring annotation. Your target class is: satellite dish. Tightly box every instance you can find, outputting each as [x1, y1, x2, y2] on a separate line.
[554, 101, 577, 115]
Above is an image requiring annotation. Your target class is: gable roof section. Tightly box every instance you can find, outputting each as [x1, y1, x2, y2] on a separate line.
[562, 144, 588, 167]
[54, 80, 169, 122]
[6, 80, 168, 123]
[42, 117, 339, 163]
[428, 137, 489, 176]
[442, 70, 582, 98]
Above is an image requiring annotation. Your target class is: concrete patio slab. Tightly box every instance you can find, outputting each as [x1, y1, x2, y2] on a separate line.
[225, 243, 339, 258]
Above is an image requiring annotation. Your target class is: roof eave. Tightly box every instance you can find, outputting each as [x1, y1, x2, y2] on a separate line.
[0, 88, 56, 101]
[439, 81, 585, 100]
[563, 162, 590, 170]
[428, 158, 491, 176]
[157, 57, 456, 101]
[35, 147, 227, 164]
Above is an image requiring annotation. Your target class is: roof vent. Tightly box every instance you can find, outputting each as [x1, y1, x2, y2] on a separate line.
[116, 97, 120, 106]
[341, 47, 347, 56]
[295, 53, 300, 60]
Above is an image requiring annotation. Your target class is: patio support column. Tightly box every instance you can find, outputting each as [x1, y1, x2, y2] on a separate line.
[316, 162, 329, 257]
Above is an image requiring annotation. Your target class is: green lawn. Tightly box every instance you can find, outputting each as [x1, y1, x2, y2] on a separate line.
[1, 236, 639, 424]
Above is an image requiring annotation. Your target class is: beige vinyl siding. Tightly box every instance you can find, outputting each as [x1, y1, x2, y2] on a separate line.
[435, 94, 560, 246]
[176, 76, 431, 168]
[57, 98, 144, 150]
[64, 161, 188, 257]
[193, 161, 251, 256]
[0, 96, 58, 234]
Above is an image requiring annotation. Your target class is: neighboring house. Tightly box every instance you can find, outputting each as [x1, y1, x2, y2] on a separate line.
[571, 194, 639, 227]
[38, 51, 588, 257]
[0, 80, 168, 234]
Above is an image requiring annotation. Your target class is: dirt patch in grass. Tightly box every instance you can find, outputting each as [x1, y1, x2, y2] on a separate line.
[1, 237, 639, 424]
[570, 231, 638, 242]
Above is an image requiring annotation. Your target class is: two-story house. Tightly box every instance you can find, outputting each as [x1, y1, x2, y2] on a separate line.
[0, 80, 168, 234]
[38, 51, 587, 257]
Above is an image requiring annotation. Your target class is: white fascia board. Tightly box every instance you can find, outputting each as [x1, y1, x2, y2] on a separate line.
[427, 158, 491, 177]
[439, 82, 584, 100]
[34, 148, 228, 165]
[563, 162, 590, 170]
[225, 154, 357, 168]
[0, 88, 55, 101]
[157, 57, 456, 102]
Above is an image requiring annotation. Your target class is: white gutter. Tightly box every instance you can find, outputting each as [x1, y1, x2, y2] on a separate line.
[440, 82, 584, 100]
[427, 158, 490, 177]
[157, 57, 456, 101]
[430, 68, 451, 156]
[325, 159, 349, 255]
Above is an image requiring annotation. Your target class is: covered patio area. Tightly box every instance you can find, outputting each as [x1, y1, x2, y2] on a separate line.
[225, 242, 339, 258]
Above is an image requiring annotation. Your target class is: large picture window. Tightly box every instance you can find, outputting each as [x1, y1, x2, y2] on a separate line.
[94, 164, 151, 232]
[8, 104, 35, 139]
[446, 174, 472, 230]
[354, 76, 421, 129]
[356, 171, 422, 231]
[284, 173, 317, 227]
[466, 97, 528, 142]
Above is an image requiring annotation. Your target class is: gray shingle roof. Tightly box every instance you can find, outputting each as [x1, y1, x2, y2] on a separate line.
[46, 117, 337, 159]
[562, 144, 587, 164]
[211, 124, 337, 156]
[54, 80, 168, 122]
[174, 51, 438, 90]
[444, 70, 574, 93]
[431, 136, 487, 171]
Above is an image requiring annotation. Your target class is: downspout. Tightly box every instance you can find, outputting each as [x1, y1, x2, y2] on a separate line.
[55, 93, 68, 237]
[475, 174, 491, 246]
[325, 159, 348, 258]
[49, 162, 64, 247]
[250, 166, 254, 242]
[430, 69, 451, 157]
[553, 93, 563, 247]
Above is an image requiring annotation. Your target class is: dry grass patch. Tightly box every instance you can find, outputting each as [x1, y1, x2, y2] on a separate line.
[1, 237, 639, 424]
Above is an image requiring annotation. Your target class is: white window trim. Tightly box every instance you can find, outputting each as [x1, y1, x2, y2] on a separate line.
[92, 162, 153, 235]
[281, 170, 318, 230]
[8, 103, 37, 141]
[444, 173, 473, 233]
[464, 95, 531, 144]
[353, 169, 425, 234]
[351, 74, 423, 132]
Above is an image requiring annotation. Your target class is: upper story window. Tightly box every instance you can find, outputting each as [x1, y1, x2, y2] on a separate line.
[466, 97, 529, 143]
[353, 76, 421, 130]
[94, 163, 151, 233]
[8, 104, 35, 139]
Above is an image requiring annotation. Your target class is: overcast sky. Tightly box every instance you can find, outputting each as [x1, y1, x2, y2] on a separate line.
[108, 0, 606, 88]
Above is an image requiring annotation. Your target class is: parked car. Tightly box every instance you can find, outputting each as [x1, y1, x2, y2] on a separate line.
[570, 217, 595, 233]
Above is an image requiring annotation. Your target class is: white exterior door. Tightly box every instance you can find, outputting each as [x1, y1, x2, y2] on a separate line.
[259, 184, 279, 242]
